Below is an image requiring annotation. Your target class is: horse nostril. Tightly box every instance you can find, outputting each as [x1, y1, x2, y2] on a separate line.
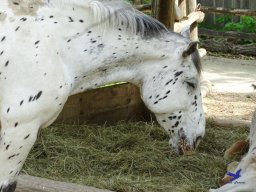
[178, 147, 184, 155]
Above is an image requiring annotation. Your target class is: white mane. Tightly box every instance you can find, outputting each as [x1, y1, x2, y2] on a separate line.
[0, 0, 169, 37]
[47, 0, 168, 37]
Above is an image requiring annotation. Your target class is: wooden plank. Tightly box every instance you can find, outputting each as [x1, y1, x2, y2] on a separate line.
[224, 0, 231, 9]
[17, 175, 113, 192]
[174, 11, 205, 33]
[232, 0, 241, 22]
[250, 0, 256, 9]
[188, 0, 197, 13]
[200, 6, 256, 16]
[199, 0, 215, 27]
[188, 0, 199, 41]
[215, 0, 224, 10]
[199, 28, 256, 41]
[214, 0, 225, 26]
[178, 0, 187, 17]
[55, 83, 151, 125]
[243, 0, 250, 9]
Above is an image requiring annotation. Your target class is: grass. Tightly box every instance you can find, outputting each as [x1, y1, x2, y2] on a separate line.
[22, 120, 248, 192]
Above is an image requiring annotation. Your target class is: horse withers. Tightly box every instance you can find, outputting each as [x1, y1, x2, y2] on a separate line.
[0, 0, 205, 191]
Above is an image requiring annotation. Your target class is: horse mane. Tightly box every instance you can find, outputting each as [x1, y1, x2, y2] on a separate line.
[53, 0, 201, 73]
[11, 0, 199, 73]
[45, 0, 168, 38]
[87, 0, 168, 38]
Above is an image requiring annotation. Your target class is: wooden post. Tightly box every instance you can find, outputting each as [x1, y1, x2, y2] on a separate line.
[152, 0, 175, 31]
[152, 0, 160, 19]
[178, 0, 187, 17]
[188, 0, 198, 41]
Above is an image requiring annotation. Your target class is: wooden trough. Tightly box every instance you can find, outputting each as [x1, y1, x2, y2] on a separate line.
[17, 175, 112, 192]
[55, 83, 151, 125]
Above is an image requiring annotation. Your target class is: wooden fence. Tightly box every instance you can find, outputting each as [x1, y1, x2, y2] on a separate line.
[196, 0, 256, 56]
[56, 83, 151, 125]
[198, 0, 256, 26]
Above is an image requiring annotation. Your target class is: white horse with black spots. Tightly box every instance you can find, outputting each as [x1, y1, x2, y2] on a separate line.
[0, 0, 205, 191]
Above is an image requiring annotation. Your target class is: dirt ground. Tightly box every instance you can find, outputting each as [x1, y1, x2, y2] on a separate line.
[202, 56, 256, 122]
[203, 92, 256, 121]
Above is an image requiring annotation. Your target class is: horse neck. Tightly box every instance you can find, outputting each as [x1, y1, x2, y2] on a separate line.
[66, 29, 174, 95]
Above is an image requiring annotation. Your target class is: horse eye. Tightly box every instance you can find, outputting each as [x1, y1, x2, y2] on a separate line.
[185, 81, 196, 89]
[185, 78, 197, 89]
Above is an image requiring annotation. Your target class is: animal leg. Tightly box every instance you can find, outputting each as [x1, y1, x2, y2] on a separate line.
[224, 139, 249, 160]
[0, 120, 40, 192]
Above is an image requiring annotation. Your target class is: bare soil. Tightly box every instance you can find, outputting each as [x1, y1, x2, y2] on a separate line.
[203, 92, 256, 121]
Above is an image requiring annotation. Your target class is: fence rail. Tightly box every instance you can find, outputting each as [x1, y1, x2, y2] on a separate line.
[198, 0, 256, 9]
[198, 0, 256, 25]
[200, 6, 256, 16]
[135, 3, 256, 16]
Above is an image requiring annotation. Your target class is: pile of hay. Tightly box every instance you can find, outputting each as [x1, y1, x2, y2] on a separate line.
[23, 121, 248, 192]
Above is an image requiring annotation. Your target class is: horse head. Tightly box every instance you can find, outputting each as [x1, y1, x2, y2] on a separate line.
[141, 41, 205, 155]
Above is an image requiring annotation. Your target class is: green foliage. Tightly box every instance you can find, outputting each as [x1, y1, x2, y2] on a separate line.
[215, 15, 232, 24]
[218, 16, 256, 33]
[200, 15, 256, 33]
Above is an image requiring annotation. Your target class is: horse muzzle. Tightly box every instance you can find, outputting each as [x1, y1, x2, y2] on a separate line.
[177, 133, 203, 155]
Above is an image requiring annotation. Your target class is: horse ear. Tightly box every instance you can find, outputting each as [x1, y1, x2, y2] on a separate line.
[182, 42, 198, 57]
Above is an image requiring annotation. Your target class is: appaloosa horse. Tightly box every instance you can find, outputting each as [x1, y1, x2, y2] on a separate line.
[0, 0, 205, 191]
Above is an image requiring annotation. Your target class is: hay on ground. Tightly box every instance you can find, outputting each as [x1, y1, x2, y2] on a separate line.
[23, 121, 248, 192]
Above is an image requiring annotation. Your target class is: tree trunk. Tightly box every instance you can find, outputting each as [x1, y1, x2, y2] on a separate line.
[152, 0, 175, 31]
